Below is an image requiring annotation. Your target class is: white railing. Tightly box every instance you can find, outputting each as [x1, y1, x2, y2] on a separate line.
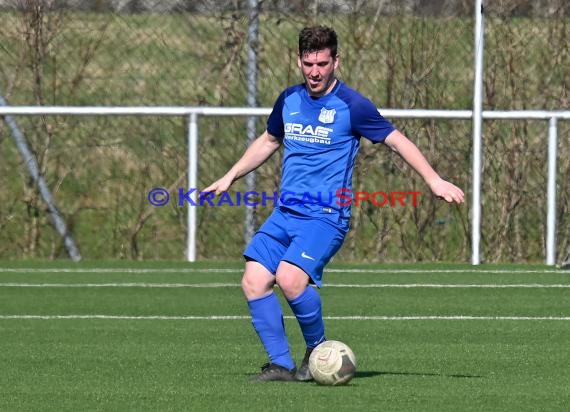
[1, 106, 568, 265]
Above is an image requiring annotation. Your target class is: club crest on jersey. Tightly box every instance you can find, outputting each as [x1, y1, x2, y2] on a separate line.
[318, 108, 336, 124]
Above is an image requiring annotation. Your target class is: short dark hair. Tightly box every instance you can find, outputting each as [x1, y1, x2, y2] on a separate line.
[298, 26, 338, 58]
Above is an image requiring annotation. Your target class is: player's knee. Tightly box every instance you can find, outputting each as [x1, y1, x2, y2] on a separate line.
[241, 271, 274, 300]
[241, 273, 258, 298]
[275, 272, 308, 300]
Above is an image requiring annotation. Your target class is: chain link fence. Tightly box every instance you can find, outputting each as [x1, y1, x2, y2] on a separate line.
[481, 2, 570, 263]
[0, 0, 568, 263]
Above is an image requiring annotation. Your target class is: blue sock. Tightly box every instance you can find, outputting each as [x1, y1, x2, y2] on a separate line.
[287, 286, 326, 349]
[248, 293, 295, 370]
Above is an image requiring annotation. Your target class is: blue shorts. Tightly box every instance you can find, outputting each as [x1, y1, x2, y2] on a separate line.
[243, 207, 348, 287]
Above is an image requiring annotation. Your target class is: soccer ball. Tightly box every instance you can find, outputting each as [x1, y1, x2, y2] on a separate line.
[308, 340, 357, 385]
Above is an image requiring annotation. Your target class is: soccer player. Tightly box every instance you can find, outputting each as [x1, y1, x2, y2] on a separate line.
[202, 26, 464, 381]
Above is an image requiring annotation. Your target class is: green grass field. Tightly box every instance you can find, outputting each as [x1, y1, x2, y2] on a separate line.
[1, 261, 569, 411]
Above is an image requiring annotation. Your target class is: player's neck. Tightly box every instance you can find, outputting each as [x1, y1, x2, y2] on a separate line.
[307, 77, 338, 98]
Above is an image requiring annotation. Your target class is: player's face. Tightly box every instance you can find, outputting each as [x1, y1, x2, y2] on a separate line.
[298, 48, 339, 97]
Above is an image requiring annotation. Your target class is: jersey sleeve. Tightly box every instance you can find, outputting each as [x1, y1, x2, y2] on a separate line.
[351, 96, 395, 143]
[266, 90, 287, 140]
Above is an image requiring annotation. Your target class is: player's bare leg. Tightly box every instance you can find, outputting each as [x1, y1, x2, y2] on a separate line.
[241, 260, 275, 300]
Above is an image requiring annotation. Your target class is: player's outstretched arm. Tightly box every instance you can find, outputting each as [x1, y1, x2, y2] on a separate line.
[384, 130, 465, 204]
[202, 130, 281, 196]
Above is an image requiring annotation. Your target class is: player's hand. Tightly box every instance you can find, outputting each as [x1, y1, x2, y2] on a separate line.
[429, 177, 465, 204]
[200, 174, 235, 198]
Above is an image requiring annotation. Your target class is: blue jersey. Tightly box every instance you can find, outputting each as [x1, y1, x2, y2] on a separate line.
[266, 80, 395, 224]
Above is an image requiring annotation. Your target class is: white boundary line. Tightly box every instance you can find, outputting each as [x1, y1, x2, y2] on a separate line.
[328, 283, 570, 288]
[0, 268, 565, 274]
[0, 282, 569, 288]
[0, 282, 241, 288]
[0, 315, 569, 321]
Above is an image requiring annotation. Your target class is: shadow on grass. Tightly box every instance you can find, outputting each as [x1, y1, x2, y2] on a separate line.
[357, 371, 484, 379]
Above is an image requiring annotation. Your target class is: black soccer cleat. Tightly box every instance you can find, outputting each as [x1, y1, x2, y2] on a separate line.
[294, 347, 314, 382]
[253, 363, 297, 382]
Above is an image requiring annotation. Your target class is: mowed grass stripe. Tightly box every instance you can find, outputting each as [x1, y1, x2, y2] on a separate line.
[2, 314, 568, 411]
[2, 282, 568, 317]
